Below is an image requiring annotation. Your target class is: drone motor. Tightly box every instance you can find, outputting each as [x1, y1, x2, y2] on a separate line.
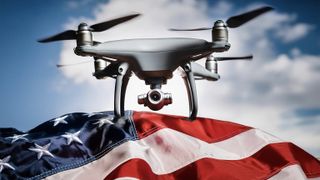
[77, 23, 93, 46]
[212, 20, 228, 44]
[205, 54, 218, 73]
[92, 59, 109, 79]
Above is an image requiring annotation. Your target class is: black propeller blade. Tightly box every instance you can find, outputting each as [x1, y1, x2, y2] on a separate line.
[169, 6, 273, 31]
[56, 60, 92, 68]
[90, 13, 140, 32]
[215, 55, 253, 61]
[38, 30, 77, 43]
[38, 13, 141, 43]
[168, 27, 211, 31]
[226, 6, 273, 28]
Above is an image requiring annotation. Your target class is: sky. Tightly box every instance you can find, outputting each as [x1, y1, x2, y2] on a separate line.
[0, 0, 319, 156]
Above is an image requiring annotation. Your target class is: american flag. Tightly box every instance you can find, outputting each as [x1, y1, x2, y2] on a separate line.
[0, 111, 319, 179]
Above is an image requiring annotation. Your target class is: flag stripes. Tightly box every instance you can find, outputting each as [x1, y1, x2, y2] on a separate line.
[46, 126, 320, 179]
[1, 111, 319, 179]
[132, 111, 252, 142]
[105, 143, 320, 179]
[268, 164, 320, 180]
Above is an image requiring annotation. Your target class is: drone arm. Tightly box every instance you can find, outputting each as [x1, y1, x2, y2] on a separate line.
[190, 62, 220, 81]
[114, 62, 130, 118]
[182, 62, 198, 120]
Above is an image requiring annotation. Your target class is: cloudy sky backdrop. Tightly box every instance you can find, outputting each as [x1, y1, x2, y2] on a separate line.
[1, 0, 319, 156]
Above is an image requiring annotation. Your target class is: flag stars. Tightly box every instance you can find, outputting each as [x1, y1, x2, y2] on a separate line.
[52, 115, 68, 127]
[0, 156, 15, 173]
[94, 117, 114, 127]
[6, 133, 28, 143]
[61, 131, 83, 145]
[107, 140, 113, 145]
[29, 143, 54, 160]
[87, 112, 102, 118]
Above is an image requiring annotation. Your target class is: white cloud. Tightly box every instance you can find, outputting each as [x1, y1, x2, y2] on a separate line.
[247, 11, 314, 43]
[56, 0, 320, 156]
[208, 1, 233, 17]
[276, 23, 313, 43]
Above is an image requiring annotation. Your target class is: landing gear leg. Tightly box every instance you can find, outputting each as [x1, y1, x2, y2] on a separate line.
[182, 62, 198, 120]
[114, 62, 130, 118]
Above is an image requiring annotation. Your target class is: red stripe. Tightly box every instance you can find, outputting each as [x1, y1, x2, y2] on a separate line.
[133, 111, 251, 143]
[105, 143, 320, 180]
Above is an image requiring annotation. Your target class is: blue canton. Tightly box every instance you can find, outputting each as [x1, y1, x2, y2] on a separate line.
[0, 111, 137, 180]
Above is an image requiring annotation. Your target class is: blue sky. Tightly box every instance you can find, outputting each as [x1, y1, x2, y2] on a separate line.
[0, 0, 99, 127]
[0, 0, 319, 156]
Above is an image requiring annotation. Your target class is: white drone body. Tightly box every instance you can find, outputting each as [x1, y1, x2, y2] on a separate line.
[39, 7, 272, 120]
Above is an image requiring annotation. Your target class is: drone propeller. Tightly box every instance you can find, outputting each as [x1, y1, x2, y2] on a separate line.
[38, 13, 140, 43]
[169, 6, 273, 31]
[169, 27, 212, 31]
[202, 54, 253, 76]
[226, 6, 273, 28]
[215, 55, 253, 61]
[56, 60, 92, 68]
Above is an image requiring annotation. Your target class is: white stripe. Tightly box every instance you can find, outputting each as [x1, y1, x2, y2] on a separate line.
[46, 128, 283, 180]
[268, 164, 320, 180]
[113, 178, 139, 180]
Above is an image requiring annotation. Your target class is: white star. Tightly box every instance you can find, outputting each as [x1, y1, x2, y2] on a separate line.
[29, 143, 54, 160]
[0, 155, 15, 173]
[6, 134, 28, 143]
[87, 112, 102, 118]
[93, 117, 114, 127]
[52, 115, 68, 127]
[61, 131, 83, 145]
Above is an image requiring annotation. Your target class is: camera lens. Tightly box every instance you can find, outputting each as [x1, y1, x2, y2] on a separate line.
[138, 89, 172, 111]
[150, 91, 161, 101]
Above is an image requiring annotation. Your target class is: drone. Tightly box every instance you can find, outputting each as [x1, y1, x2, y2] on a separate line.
[38, 6, 273, 120]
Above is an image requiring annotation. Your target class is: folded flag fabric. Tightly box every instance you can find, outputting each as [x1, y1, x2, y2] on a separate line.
[0, 111, 319, 180]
